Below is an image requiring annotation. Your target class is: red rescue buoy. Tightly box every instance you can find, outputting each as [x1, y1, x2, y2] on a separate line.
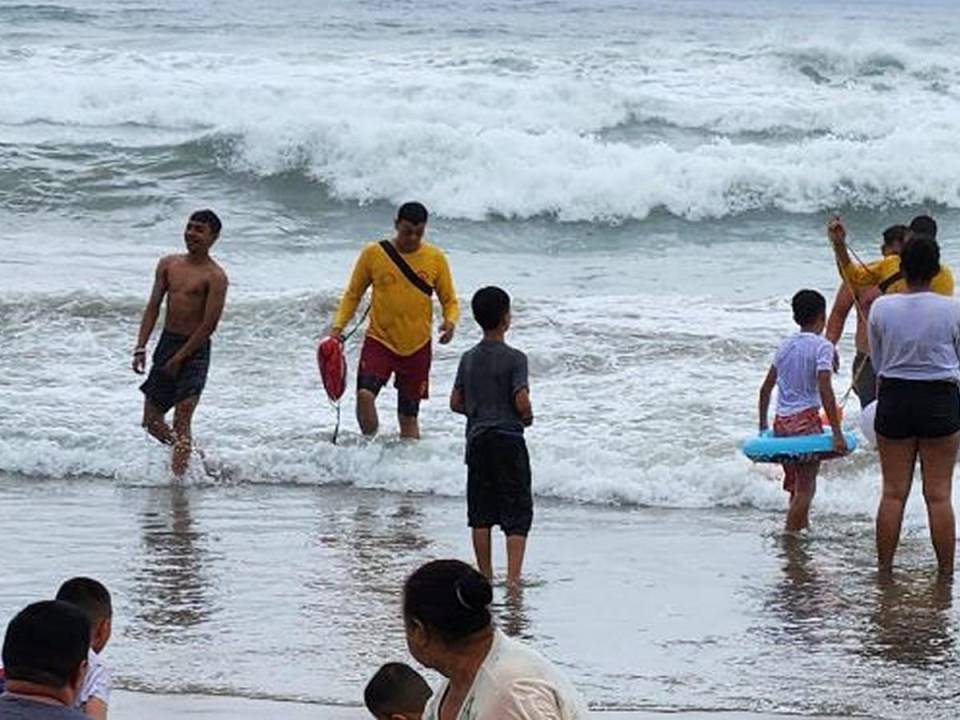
[317, 336, 347, 402]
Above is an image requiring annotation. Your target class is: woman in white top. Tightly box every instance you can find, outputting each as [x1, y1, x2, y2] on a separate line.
[868, 234, 960, 575]
[403, 560, 589, 720]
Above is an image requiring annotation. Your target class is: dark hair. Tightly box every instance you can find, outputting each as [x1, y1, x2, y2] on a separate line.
[190, 209, 222, 236]
[791, 289, 826, 326]
[364, 663, 432, 717]
[56, 577, 112, 623]
[2, 601, 90, 689]
[909, 215, 937, 240]
[403, 560, 492, 643]
[882, 224, 909, 248]
[471, 286, 511, 331]
[397, 202, 428, 226]
[901, 235, 941, 286]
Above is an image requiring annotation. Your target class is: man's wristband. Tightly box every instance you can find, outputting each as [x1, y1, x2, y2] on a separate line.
[133, 347, 146, 356]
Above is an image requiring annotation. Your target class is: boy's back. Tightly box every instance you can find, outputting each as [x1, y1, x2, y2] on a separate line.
[773, 332, 833, 415]
[455, 340, 529, 440]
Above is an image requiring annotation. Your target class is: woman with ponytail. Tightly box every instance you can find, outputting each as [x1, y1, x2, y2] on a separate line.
[403, 560, 588, 719]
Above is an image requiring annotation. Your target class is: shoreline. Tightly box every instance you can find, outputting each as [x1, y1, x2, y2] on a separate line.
[112, 690, 865, 719]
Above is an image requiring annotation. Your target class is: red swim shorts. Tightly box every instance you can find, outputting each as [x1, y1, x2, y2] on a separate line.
[773, 407, 823, 494]
[358, 337, 431, 403]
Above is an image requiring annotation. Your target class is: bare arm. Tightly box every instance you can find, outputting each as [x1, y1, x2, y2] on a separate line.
[133, 259, 169, 373]
[758, 366, 777, 432]
[168, 270, 228, 367]
[514, 388, 533, 427]
[818, 370, 847, 453]
[450, 386, 466, 415]
[826, 284, 854, 346]
[83, 698, 108, 720]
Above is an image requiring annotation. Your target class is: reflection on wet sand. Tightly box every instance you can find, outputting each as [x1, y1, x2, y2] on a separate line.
[308, 495, 433, 669]
[862, 572, 955, 668]
[496, 584, 532, 640]
[129, 483, 214, 641]
[767, 534, 835, 646]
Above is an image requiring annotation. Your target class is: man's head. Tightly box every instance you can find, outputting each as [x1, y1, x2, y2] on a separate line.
[881, 224, 909, 256]
[901, 235, 941, 288]
[471, 286, 511, 334]
[792, 289, 827, 332]
[909, 214, 937, 241]
[364, 663, 432, 720]
[184, 209, 221, 257]
[56, 577, 112, 654]
[2, 601, 90, 705]
[394, 202, 428, 253]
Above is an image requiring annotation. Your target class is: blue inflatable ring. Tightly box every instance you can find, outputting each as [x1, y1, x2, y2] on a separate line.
[742, 429, 858, 463]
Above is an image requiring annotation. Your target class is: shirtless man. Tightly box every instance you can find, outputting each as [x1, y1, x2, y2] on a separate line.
[132, 210, 228, 476]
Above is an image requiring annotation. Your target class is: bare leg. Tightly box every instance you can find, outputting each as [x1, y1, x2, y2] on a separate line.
[785, 462, 818, 532]
[876, 435, 918, 574]
[472, 528, 493, 580]
[918, 432, 960, 576]
[142, 399, 175, 445]
[398, 413, 420, 440]
[356, 389, 379, 436]
[505, 534, 528, 589]
[171, 397, 198, 477]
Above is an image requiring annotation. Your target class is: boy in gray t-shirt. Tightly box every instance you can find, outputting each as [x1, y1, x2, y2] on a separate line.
[451, 287, 534, 589]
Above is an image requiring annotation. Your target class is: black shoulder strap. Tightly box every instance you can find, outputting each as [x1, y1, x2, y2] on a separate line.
[878, 271, 903, 294]
[379, 241, 433, 297]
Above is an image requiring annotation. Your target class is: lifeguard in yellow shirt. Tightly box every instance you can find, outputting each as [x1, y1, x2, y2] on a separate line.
[828, 214, 954, 296]
[331, 202, 459, 439]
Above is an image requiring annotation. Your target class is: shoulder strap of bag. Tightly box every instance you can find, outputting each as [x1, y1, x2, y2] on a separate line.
[379, 240, 433, 297]
[878, 271, 903, 294]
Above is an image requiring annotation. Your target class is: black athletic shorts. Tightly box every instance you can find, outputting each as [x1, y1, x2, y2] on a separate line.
[140, 331, 211, 414]
[875, 378, 960, 440]
[467, 431, 533, 537]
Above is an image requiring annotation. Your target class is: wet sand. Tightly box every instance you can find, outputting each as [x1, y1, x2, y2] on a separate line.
[1, 474, 953, 717]
[113, 689, 860, 719]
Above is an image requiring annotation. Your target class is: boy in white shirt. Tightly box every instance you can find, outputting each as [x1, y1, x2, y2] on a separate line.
[56, 578, 113, 720]
[759, 290, 846, 531]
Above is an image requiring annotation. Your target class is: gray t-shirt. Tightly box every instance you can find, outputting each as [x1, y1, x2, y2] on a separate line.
[454, 340, 529, 442]
[869, 292, 960, 382]
[0, 695, 88, 720]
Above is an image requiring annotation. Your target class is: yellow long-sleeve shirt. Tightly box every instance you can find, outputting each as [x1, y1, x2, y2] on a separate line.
[333, 241, 460, 356]
[839, 255, 955, 296]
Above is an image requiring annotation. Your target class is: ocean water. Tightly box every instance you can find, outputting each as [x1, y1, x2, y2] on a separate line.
[2, 0, 960, 716]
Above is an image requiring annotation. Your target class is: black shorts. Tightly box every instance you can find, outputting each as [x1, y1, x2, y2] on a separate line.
[467, 431, 533, 537]
[140, 331, 211, 414]
[852, 352, 877, 408]
[875, 378, 960, 440]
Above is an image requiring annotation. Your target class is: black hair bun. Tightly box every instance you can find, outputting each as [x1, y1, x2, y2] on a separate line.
[459, 569, 493, 611]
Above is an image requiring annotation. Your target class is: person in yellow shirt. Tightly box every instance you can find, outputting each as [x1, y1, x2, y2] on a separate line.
[828, 215, 954, 296]
[331, 202, 459, 439]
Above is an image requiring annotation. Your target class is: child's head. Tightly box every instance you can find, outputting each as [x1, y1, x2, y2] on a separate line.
[471, 286, 511, 334]
[364, 663, 432, 720]
[791, 289, 826, 332]
[55, 577, 112, 654]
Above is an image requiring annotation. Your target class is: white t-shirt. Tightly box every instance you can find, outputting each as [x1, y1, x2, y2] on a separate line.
[772, 332, 834, 416]
[76, 649, 112, 708]
[423, 631, 589, 720]
[869, 292, 960, 382]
